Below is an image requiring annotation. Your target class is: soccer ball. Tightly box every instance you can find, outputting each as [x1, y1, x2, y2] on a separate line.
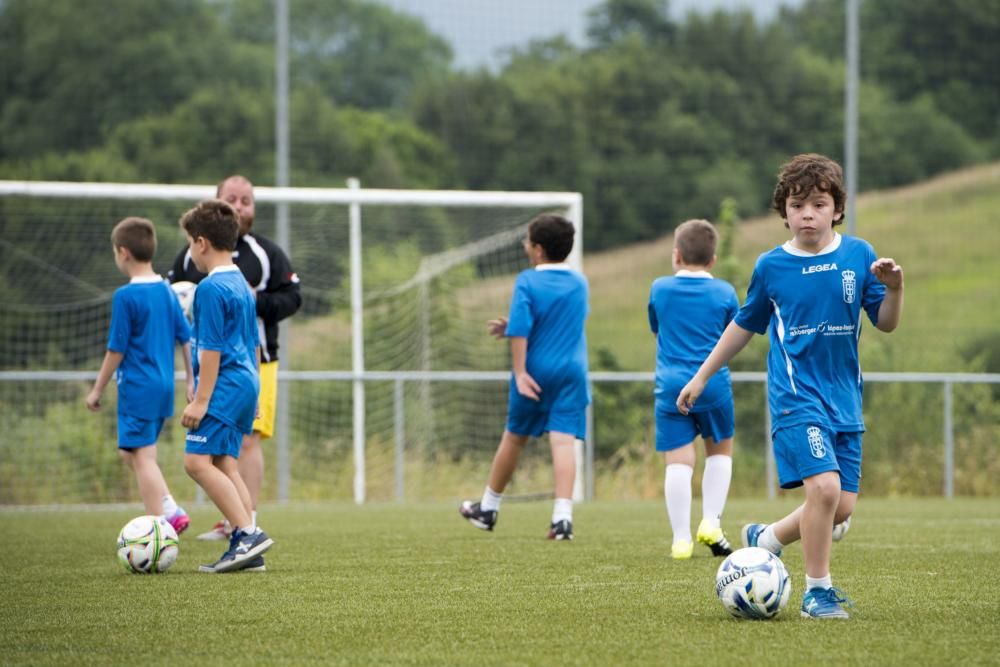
[715, 547, 791, 619]
[116, 515, 179, 574]
[832, 515, 851, 542]
[170, 280, 197, 321]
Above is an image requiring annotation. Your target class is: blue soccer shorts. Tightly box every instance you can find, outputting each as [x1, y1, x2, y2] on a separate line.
[184, 414, 244, 458]
[772, 424, 862, 493]
[118, 414, 165, 449]
[655, 399, 735, 452]
[506, 393, 586, 440]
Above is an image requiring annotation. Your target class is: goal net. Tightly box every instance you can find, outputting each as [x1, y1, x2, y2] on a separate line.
[0, 181, 583, 506]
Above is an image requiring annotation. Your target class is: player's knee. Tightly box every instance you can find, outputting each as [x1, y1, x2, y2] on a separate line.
[183, 456, 206, 479]
[808, 473, 841, 506]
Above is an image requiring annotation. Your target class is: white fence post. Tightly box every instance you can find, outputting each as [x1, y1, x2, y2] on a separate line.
[349, 178, 366, 505]
[394, 378, 405, 501]
[943, 380, 954, 499]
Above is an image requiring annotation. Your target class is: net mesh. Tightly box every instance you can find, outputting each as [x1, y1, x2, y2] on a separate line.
[0, 188, 573, 504]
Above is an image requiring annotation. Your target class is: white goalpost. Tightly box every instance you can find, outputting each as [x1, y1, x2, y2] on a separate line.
[0, 179, 585, 506]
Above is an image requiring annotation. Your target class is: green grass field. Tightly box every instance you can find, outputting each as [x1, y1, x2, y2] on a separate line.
[3, 498, 999, 666]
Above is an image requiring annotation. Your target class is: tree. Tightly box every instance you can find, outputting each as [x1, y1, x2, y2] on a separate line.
[0, 0, 252, 160]
[219, 0, 453, 110]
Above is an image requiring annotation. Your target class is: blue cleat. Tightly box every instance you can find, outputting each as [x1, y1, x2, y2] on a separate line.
[801, 587, 853, 619]
[741, 523, 777, 552]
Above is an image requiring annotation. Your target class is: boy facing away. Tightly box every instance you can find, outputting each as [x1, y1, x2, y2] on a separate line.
[87, 217, 194, 534]
[648, 219, 738, 560]
[460, 213, 590, 540]
[677, 153, 904, 618]
[178, 200, 273, 573]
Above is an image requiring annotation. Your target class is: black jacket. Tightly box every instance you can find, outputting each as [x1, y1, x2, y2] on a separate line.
[168, 233, 301, 363]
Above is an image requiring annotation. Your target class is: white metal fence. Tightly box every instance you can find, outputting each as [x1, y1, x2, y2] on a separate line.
[3, 370, 995, 501]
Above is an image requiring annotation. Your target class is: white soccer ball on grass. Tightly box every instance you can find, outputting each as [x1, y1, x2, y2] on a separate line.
[715, 547, 791, 619]
[116, 515, 179, 574]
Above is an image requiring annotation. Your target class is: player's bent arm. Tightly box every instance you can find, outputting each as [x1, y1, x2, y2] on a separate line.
[510, 336, 541, 401]
[872, 258, 904, 332]
[180, 342, 195, 402]
[876, 287, 903, 332]
[256, 282, 302, 324]
[676, 322, 754, 414]
[86, 351, 124, 410]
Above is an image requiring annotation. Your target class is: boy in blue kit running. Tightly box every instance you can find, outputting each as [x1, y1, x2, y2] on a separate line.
[677, 154, 904, 618]
[178, 200, 273, 573]
[87, 217, 194, 534]
[460, 213, 590, 540]
[648, 219, 739, 560]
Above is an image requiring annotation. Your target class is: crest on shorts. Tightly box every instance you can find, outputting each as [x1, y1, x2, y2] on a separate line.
[841, 270, 856, 304]
[807, 426, 826, 458]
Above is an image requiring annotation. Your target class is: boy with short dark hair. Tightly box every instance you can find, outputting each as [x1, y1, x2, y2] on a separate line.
[677, 153, 904, 618]
[86, 217, 194, 533]
[460, 213, 590, 540]
[171, 175, 302, 543]
[179, 200, 273, 573]
[648, 219, 739, 560]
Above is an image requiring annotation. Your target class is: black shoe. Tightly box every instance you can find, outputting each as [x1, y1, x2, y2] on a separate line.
[696, 519, 734, 557]
[547, 519, 573, 541]
[459, 501, 497, 531]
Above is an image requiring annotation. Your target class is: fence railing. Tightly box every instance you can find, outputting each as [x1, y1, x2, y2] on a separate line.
[2, 370, 997, 502]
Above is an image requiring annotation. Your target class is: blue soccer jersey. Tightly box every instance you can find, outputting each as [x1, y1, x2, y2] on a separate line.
[191, 266, 260, 433]
[505, 265, 591, 415]
[107, 275, 191, 420]
[648, 271, 739, 412]
[734, 234, 886, 432]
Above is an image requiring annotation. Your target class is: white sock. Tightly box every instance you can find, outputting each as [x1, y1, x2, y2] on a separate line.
[250, 510, 257, 533]
[665, 464, 693, 544]
[759, 524, 785, 554]
[552, 497, 573, 524]
[701, 455, 732, 525]
[806, 574, 832, 591]
[480, 486, 503, 512]
[161, 494, 178, 516]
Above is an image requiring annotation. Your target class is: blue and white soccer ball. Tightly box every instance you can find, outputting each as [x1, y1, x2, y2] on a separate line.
[715, 547, 791, 619]
[116, 515, 179, 574]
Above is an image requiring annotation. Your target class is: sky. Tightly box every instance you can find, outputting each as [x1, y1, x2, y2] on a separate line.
[372, 0, 806, 70]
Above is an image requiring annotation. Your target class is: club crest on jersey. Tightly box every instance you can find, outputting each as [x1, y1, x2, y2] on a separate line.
[806, 426, 826, 458]
[841, 270, 856, 303]
[802, 262, 838, 275]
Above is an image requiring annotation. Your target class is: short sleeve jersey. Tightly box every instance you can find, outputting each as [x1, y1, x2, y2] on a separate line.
[107, 276, 191, 420]
[191, 266, 260, 433]
[648, 272, 739, 412]
[734, 234, 886, 432]
[505, 265, 591, 412]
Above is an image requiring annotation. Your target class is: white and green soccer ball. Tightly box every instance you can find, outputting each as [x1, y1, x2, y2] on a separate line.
[116, 515, 179, 574]
[715, 547, 791, 619]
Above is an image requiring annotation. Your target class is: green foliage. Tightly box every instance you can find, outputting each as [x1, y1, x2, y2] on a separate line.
[0, 0, 245, 160]
[221, 0, 452, 110]
[783, 0, 1000, 152]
